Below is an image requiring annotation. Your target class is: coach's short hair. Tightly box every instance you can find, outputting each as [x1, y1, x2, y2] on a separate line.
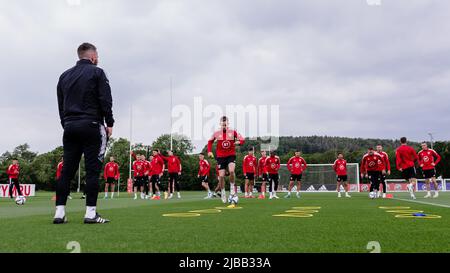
[400, 137, 407, 144]
[77, 42, 97, 59]
[220, 116, 228, 122]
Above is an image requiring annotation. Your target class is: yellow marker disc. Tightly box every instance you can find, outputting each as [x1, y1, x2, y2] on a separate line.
[189, 209, 222, 214]
[215, 206, 243, 210]
[395, 214, 442, 219]
[162, 213, 201, 217]
[379, 206, 410, 210]
[292, 207, 321, 210]
[386, 210, 424, 213]
[285, 210, 319, 213]
[273, 213, 314, 218]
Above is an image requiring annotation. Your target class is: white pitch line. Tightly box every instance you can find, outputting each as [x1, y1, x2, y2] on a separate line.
[392, 198, 450, 209]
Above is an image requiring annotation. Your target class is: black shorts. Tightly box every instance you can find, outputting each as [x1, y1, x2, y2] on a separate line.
[268, 173, 279, 183]
[134, 176, 145, 187]
[290, 174, 302, 181]
[168, 172, 179, 181]
[423, 169, 436, 179]
[150, 175, 161, 184]
[199, 175, 208, 183]
[337, 175, 348, 182]
[244, 173, 255, 180]
[106, 177, 117, 184]
[402, 167, 417, 180]
[367, 171, 381, 184]
[216, 156, 236, 170]
[260, 173, 269, 182]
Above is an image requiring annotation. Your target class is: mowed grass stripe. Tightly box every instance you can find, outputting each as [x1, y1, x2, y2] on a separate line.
[0, 192, 449, 253]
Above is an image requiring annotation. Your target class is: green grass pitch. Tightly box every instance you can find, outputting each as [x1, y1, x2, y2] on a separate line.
[1, 191, 449, 253]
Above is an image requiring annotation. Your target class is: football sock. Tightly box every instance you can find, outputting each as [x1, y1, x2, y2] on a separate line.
[54, 205, 65, 219]
[230, 183, 236, 195]
[104, 192, 108, 197]
[111, 192, 114, 198]
[85, 206, 96, 219]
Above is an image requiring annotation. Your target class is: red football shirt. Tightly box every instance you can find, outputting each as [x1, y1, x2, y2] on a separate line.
[396, 144, 419, 170]
[333, 159, 347, 176]
[361, 153, 385, 173]
[418, 149, 441, 170]
[207, 128, 245, 158]
[243, 155, 257, 174]
[161, 155, 182, 173]
[150, 156, 164, 176]
[132, 160, 146, 177]
[265, 156, 281, 174]
[287, 156, 307, 175]
[377, 151, 391, 172]
[104, 162, 119, 179]
[198, 159, 211, 176]
[7, 164, 19, 179]
[258, 156, 268, 176]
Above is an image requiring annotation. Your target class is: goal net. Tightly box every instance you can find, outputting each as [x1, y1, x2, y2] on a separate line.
[274, 163, 360, 192]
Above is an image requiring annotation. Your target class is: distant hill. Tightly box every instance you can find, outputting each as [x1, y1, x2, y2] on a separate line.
[239, 136, 418, 154]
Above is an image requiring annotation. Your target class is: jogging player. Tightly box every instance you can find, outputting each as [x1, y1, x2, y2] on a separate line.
[396, 137, 419, 200]
[207, 116, 245, 205]
[361, 148, 386, 198]
[376, 145, 391, 198]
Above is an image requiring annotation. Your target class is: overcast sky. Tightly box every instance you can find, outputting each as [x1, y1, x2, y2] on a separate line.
[1, 0, 450, 154]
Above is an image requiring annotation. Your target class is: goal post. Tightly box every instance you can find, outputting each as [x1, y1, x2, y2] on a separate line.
[275, 163, 360, 192]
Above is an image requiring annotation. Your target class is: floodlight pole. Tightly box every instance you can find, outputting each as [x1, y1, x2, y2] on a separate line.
[428, 133, 434, 149]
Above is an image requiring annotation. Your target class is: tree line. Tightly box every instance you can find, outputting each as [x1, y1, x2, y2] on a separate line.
[1, 136, 449, 191]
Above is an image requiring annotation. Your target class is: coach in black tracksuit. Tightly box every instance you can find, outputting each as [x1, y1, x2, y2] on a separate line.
[54, 43, 114, 224]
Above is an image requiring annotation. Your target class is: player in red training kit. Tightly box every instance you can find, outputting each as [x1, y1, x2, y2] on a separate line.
[150, 150, 165, 200]
[418, 142, 441, 198]
[53, 157, 72, 201]
[257, 150, 269, 199]
[333, 153, 351, 198]
[396, 137, 419, 200]
[376, 145, 391, 198]
[7, 159, 23, 200]
[265, 151, 281, 200]
[132, 153, 146, 200]
[207, 116, 245, 205]
[242, 148, 257, 198]
[361, 148, 386, 198]
[160, 150, 182, 199]
[198, 153, 212, 199]
[103, 156, 120, 199]
[285, 151, 307, 199]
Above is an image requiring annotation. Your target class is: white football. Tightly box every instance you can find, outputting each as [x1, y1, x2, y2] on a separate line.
[228, 194, 239, 205]
[369, 192, 376, 199]
[15, 196, 26, 205]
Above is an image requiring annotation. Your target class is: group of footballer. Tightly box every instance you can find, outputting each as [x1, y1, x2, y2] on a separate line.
[4, 117, 442, 203]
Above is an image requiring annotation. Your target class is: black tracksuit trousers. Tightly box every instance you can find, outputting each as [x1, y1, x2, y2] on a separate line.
[56, 120, 107, 207]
